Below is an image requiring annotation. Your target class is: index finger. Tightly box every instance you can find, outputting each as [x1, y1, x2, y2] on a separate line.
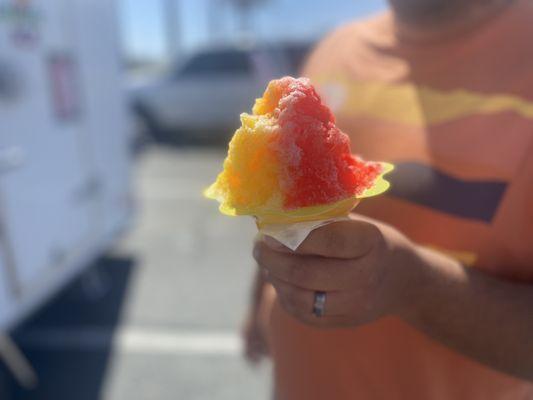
[295, 220, 380, 259]
[254, 241, 353, 290]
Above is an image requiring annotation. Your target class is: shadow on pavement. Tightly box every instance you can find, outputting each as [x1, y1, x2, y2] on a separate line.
[3, 256, 136, 400]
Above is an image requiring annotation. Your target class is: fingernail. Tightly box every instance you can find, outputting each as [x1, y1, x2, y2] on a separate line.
[263, 235, 287, 251]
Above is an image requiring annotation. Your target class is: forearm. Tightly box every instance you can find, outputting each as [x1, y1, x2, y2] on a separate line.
[249, 267, 267, 309]
[403, 246, 533, 381]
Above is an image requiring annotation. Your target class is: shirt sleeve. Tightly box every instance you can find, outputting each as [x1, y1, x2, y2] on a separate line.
[301, 22, 358, 78]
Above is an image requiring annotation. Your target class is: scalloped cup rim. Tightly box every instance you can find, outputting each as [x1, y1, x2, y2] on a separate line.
[204, 162, 394, 226]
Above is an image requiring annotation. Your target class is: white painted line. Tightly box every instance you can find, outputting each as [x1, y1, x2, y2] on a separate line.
[120, 329, 241, 355]
[18, 328, 242, 356]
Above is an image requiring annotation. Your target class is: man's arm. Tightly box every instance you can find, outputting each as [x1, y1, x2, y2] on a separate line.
[405, 245, 533, 381]
[242, 268, 270, 364]
[254, 216, 533, 381]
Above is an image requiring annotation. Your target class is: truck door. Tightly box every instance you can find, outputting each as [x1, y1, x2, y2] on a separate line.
[71, 0, 133, 239]
[0, 223, 15, 325]
[0, 0, 95, 302]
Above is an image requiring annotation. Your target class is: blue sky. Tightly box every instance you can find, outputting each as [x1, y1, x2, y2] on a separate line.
[119, 0, 387, 60]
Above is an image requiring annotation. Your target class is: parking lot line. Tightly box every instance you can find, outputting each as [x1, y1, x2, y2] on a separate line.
[17, 328, 242, 355]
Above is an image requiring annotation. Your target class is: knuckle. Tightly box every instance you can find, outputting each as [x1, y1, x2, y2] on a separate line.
[284, 289, 297, 308]
[336, 264, 354, 290]
[287, 261, 306, 283]
[292, 290, 307, 310]
[286, 289, 306, 311]
[323, 261, 342, 281]
[279, 290, 309, 319]
[357, 223, 384, 257]
[326, 226, 348, 254]
[252, 242, 264, 263]
[280, 295, 298, 315]
[367, 223, 385, 247]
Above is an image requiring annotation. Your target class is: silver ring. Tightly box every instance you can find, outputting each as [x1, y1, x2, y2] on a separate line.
[313, 291, 326, 317]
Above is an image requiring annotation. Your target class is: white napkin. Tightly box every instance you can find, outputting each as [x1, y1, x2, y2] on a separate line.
[258, 217, 350, 251]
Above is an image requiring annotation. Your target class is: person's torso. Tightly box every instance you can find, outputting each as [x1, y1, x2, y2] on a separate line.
[268, 3, 533, 399]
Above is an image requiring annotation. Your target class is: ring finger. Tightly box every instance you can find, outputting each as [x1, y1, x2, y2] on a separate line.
[267, 274, 348, 318]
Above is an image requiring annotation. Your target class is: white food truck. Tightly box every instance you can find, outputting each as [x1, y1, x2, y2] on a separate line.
[0, 0, 133, 354]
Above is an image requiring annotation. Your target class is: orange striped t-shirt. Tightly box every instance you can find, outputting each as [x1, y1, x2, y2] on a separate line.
[266, 2, 533, 399]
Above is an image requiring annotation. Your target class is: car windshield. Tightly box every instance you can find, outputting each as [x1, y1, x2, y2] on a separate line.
[178, 49, 252, 76]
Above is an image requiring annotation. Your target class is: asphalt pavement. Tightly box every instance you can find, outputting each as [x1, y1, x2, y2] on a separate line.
[6, 145, 272, 400]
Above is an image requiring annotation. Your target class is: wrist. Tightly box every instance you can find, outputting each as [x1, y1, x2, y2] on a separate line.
[390, 243, 429, 322]
[396, 245, 466, 326]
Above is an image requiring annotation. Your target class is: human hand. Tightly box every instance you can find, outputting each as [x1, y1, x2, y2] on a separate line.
[242, 309, 270, 365]
[253, 215, 422, 328]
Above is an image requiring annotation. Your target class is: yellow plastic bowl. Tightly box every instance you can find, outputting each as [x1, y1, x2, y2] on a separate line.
[205, 162, 394, 227]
